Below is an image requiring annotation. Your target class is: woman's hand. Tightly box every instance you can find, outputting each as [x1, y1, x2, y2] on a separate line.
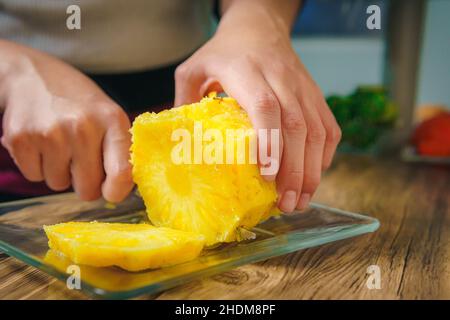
[174, 0, 341, 213]
[0, 41, 133, 202]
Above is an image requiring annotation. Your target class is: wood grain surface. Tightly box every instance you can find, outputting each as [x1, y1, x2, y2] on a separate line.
[0, 154, 448, 299]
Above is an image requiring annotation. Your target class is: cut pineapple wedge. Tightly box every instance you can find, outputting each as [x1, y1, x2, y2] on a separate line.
[44, 222, 205, 271]
[131, 94, 279, 245]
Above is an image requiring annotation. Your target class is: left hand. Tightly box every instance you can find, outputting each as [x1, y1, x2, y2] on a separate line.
[174, 3, 341, 213]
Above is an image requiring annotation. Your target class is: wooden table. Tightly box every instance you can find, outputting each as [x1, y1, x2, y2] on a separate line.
[0, 154, 448, 299]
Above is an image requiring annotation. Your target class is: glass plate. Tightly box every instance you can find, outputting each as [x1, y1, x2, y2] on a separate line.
[0, 192, 379, 299]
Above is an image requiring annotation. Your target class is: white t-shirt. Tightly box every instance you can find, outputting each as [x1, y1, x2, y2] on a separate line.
[0, 0, 214, 73]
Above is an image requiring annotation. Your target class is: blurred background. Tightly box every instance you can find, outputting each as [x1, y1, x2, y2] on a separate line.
[294, 0, 449, 108]
[290, 0, 450, 155]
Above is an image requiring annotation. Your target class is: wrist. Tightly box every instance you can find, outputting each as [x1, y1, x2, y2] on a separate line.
[216, 0, 292, 38]
[0, 54, 38, 109]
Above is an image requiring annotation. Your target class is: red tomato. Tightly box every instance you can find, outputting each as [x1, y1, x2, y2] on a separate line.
[412, 112, 450, 156]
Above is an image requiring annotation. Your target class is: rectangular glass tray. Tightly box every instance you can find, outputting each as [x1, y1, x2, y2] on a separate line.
[0, 192, 379, 299]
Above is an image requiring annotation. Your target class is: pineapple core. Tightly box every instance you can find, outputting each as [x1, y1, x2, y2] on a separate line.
[131, 94, 279, 246]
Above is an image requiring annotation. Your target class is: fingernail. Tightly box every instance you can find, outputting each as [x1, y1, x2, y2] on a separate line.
[280, 190, 297, 213]
[297, 193, 311, 212]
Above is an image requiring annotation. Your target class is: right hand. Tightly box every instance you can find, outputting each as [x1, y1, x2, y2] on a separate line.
[0, 52, 134, 202]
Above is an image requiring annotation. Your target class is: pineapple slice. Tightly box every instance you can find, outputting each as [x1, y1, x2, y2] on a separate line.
[44, 222, 205, 271]
[131, 94, 279, 246]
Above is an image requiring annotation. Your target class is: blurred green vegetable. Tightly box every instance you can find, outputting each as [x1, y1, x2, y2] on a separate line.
[326, 86, 397, 150]
[327, 95, 352, 124]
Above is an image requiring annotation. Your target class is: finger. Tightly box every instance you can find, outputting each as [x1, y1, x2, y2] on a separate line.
[41, 131, 71, 191]
[296, 97, 326, 211]
[264, 73, 306, 213]
[101, 118, 134, 203]
[277, 101, 306, 213]
[70, 121, 104, 201]
[217, 63, 282, 181]
[318, 99, 341, 170]
[1, 134, 44, 182]
[174, 62, 206, 106]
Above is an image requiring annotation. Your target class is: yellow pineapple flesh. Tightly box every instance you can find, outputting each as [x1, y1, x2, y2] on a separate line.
[131, 94, 279, 246]
[44, 222, 205, 271]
